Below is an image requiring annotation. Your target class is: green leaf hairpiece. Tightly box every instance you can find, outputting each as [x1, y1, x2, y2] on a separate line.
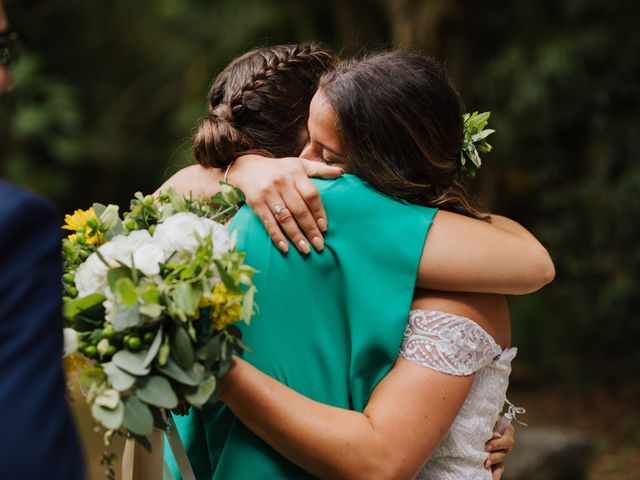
[460, 111, 495, 178]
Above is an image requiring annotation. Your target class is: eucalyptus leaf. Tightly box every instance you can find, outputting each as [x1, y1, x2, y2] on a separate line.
[91, 401, 124, 430]
[174, 283, 202, 316]
[184, 375, 217, 408]
[140, 303, 163, 319]
[113, 349, 151, 376]
[103, 362, 136, 391]
[171, 326, 194, 369]
[94, 389, 120, 409]
[111, 303, 141, 331]
[122, 395, 154, 436]
[136, 376, 178, 409]
[202, 335, 221, 370]
[158, 358, 201, 386]
[143, 327, 163, 368]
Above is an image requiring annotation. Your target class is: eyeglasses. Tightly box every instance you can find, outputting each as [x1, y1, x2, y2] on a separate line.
[0, 30, 20, 67]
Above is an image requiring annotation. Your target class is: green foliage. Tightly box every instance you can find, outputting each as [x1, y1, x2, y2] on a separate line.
[461, 111, 495, 178]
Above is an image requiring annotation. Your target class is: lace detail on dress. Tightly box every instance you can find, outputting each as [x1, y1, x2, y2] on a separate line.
[400, 310, 503, 376]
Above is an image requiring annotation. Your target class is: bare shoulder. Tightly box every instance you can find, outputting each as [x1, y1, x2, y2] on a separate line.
[154, 165, 223, 199]
[411, 290, 511, 347]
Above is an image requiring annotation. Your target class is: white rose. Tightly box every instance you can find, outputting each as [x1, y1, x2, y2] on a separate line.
[153, 212, 230, 257]
[75, 230, 156, 298]
[132, 242, 166, 276]
[99, 230, 152, 268]
[75, 252, 109, 297]
[62, 328, 78, 357]
[209, 219, 230, 256]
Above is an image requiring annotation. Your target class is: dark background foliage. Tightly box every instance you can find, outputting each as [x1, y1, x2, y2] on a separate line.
[1, 1, 638, 476]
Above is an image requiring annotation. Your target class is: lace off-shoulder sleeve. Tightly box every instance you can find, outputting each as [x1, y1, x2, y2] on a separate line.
[400, 310, 503, 376]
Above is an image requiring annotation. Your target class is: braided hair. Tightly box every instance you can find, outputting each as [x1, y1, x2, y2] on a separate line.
[194, 44, 337, 168]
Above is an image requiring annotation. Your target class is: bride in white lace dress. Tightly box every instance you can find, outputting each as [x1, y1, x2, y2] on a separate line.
[403, 308, 517, 480]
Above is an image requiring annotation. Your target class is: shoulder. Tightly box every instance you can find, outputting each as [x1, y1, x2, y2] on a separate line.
[0, 181, 59, 234]
[155, 165, 223, 199]
[400, 309, 504, 376]
[312, 174, 437, 222]
[0, 180, 58, 221]
[0, 182, 61, 262]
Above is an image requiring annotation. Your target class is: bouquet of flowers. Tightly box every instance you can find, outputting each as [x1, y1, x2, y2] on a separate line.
[61, 185, 256, 465]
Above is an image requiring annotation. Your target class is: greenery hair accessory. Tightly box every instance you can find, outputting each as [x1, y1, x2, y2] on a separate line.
[461, 111, 495, 178]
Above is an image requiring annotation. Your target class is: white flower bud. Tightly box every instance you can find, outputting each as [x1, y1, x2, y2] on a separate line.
[63, 328, 79, 357]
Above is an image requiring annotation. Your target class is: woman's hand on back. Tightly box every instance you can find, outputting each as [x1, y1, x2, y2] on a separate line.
[228, 154, 343, 254]
[155, 156, 343, 254]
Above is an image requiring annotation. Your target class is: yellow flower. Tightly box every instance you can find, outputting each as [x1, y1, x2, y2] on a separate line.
[62, 208, 103, 245]
[63, 353, 91, 376]
[201, 283, 243, 330]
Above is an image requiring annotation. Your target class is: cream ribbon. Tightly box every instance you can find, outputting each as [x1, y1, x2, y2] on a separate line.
[121, 411, 195, 480]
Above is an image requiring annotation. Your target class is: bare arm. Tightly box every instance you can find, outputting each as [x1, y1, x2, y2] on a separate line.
[417, 210, 555, 295]
[220, 293, 512, 480]
[222, 356, 471, 480]
[156, 162, 555, 294]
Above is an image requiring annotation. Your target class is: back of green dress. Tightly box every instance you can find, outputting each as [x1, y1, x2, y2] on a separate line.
[166, 174, 437, 479]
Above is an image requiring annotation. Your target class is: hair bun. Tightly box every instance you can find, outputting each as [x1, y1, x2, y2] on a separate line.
[194, 105, 244, 168]
[210, 103, 233, 121]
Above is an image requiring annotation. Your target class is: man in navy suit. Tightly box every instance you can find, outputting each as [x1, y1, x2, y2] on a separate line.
[0, 181, 84, 479]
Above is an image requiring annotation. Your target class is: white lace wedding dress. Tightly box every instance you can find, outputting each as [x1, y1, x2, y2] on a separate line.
[400, 310, 518, 480]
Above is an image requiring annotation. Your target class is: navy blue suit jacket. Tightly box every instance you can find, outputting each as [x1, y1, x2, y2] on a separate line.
[0, 181, 84, 480]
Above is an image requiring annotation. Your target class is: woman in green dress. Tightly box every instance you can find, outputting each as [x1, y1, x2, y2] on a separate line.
[159, 45, 553, 479]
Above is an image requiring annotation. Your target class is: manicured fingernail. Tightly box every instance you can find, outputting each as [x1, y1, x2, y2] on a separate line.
[485, 444, 492, 452]
[317, 218, 327, 232]
[484, 460, 490, 468]
[298, 240, 311, 254]
[492, 432, 502, 439]
[278, 241, 288, 253]
[311, 236, 324, 252]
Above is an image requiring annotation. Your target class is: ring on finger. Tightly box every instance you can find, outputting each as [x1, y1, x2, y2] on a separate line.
[273, 205, 286, 216]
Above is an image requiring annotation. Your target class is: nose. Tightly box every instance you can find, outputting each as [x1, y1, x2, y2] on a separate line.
[299, 142, 313, 160]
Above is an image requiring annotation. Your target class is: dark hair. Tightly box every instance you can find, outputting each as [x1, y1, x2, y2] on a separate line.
[319, 51, 486, 218]
[194, 44, 337, 168]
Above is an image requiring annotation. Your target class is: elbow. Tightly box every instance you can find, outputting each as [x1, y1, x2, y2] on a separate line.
[521, 246, 555, 294]
[333, 451, 416, 480]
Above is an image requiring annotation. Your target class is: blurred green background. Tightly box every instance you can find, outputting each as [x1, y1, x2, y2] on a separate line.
[1, 0, 638, 478]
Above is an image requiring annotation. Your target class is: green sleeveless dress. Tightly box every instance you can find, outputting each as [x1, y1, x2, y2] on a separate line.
[165, 174, 437, 479]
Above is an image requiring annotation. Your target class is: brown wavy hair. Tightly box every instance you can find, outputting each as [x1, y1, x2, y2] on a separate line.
[194, 44, 337, 168]
[319, 51, 487, 219]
